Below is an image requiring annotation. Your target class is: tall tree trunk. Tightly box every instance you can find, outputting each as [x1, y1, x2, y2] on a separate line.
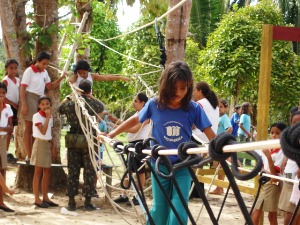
[0, 0, 31, 162]
[165, 0, 192, 66]
[15, 0, 67, 191]
[75, 0, 93, 61]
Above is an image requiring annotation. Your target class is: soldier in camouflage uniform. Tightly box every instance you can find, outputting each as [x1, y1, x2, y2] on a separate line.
[59, 80, 104, 211]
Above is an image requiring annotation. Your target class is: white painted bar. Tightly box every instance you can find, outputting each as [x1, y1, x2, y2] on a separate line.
[142, 139, 281, 155]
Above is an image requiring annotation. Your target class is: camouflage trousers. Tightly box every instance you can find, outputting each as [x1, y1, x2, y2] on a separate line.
[67, 148, 95, 197]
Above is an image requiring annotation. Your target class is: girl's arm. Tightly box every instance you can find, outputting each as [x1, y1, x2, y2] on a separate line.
[46, 72, 68, 90]
[91, 73, 130, 82]
[280, 156, 288, 174]
[203, 127, 216, 141]
[239, 123, 251, 138]
[4, 97, 18, 110]
[125, 119, 150, 134]
[102, 114, 140, 139]
[262, 150, 278, 175]
[0, 117, 13, 133]
[226, 127, 233, 134]
[20, 85, 27, 116]
[36, 109, 51, 135]
[67, 74, 78, 84]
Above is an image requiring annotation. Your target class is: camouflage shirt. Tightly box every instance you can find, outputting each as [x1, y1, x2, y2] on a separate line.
[59, 95, 105, 134]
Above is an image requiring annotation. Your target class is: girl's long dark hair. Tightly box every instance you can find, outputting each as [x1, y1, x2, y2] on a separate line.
[241, 102, 251, 115]
[195, 81, 218, 109]
[157, 61, 193, 110]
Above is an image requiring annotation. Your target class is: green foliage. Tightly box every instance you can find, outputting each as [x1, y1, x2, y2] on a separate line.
[198, 3, 300, 124]
[89, 1, 133, 117]
[121, 16, 164, 96]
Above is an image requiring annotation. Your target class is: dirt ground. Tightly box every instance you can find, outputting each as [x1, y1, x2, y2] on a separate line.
[0, 163, 285, 225]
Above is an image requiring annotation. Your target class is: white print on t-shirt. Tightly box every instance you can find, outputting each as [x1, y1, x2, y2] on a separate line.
[163, 121, 183, 142]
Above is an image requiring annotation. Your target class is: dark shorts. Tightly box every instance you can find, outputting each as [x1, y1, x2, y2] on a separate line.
[11, 106, 18, 126]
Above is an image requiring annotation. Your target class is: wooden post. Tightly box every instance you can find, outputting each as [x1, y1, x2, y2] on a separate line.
[257, 24, 273, 141]
[256, 24, 273, 225]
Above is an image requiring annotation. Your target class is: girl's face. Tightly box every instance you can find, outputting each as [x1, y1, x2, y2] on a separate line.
[170, 80, 188, 106]
[0, 88, 6, 102]
[219, 102, 227, 115]
[193, 88, 202, 101]
[77, 70, 89, 79]
[36, 59, 49, 71]
[270, 126, 282, 140]
[38, 99, 51, 112]
[133, 96, 144, 111]
[291, 114, 300, 125]
[6, 63, 18, 77]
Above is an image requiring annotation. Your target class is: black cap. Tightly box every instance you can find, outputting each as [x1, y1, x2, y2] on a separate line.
[78, 79, 92, 94]
[235, 104, 241, 109]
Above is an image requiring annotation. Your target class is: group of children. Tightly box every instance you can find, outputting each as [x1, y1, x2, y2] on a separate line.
[0, 54, 299, 225]
[0, 52, 129, 211]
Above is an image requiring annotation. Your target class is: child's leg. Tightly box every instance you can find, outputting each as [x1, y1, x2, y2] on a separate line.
[24, 121, 33, 159]
[42, 168, 51, 202]
[33, 166, 43, 203]
[251, 209, 262, 225]
[0, 169, 5, 206]
[168, 167, 191, 225]
[147, 163, 172, 225]
[268, 212, 278, 225]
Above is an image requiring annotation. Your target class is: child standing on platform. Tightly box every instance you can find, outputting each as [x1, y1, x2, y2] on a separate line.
[0, 82, 14, 212]
[20, 52, 66, 164]
[102, 61, 216, 225]
[2, 59, 19, 152]
[251, 122, 287, 225]
[30, 96, 58, 208]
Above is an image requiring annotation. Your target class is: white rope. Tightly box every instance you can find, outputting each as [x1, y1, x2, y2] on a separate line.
[89, 36, 161, 68]
[141, 139, 281, 156]
[68, 84, 144, 224]
[100, 0, 189, 41]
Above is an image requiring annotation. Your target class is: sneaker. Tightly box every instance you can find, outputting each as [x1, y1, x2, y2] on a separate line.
[7, 153, 17, 164]
[113, 195, 129, 203]
[84, 203, 97, 211]
[126, 197, 140, 206]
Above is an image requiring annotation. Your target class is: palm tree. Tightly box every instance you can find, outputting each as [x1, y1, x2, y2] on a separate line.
[189, 0, 230, 48]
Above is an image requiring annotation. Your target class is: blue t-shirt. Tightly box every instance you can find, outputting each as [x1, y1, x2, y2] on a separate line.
[217, 114, 232, 134]
[98, 120, 107, 153]
[230, 112, 239, 137]
[237, 114, 251, 136]
[138, 98, 212, 163]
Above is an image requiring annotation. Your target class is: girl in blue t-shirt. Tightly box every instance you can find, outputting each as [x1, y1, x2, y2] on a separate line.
[237, 102, 252, 142]
[102, 61, 215, 225]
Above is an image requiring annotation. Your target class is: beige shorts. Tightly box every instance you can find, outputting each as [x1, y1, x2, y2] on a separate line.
[30, 139, 52, 168]
[0, 136, 7, 169]
[24, 92, 40, 122]
[255, 181, 282, 212]
[279, 181, 300, 214]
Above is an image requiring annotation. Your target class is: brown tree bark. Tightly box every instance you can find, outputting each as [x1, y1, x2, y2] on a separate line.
[165, 0, 192, 66]
[15, 0, 67, 191]
[0, 0, 31, 162]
